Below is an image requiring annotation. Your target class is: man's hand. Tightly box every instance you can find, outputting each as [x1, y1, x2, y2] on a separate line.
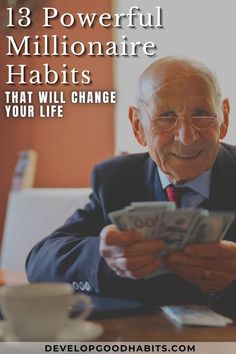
[99, 224, 165, 279]
[163, 240, 236, 293]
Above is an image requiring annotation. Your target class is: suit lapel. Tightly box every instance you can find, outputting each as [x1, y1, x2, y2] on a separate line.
[110, 144, 235, 211]
[154, 169, 168, 201]
[142, 144, 236, 208]
[108, 155, 157, 213]
[207, 144, 236, 211]
[134, 156, 157, 201]
[199, 144, 236, 241]
[140, 157, 167, 202]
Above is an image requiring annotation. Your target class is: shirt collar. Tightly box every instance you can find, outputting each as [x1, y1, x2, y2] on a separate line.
[158, 168, 212, 199]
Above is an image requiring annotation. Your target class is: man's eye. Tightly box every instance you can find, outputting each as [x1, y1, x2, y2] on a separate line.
[193, 109, 210, 116]
[159, 111, 176, 118]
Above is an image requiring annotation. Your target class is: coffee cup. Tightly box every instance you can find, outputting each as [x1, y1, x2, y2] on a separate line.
[0, 282, 92, 341]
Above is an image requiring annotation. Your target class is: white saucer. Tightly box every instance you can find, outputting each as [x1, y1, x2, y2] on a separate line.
[56, 318, 104, 341]
[0, 318, 104, 342]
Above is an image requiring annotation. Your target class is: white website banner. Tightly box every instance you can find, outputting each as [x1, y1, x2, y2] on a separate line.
[1, 342, 236, 354]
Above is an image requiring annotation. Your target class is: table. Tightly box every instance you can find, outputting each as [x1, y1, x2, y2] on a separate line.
[1, 270, 236, 342]
[95, 310, 236, 341]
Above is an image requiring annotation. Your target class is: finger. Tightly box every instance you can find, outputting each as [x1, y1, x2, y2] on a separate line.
[124, 239, 165, 257]
[165, 263, 230, 282]
[165, 263, 235, 293]
[166, 264, 231, 293]
[197, 281, 226, 294]
[101, 227, 143, 246]
[100, 244, 123, 258]
[184, 240, 236, 258]
[115, 257, 162, 279]
[197, 277, 233, 293]
[164, 252, 234, 272]
[109, 254, 158, 271]
[129, 257, 162, 279]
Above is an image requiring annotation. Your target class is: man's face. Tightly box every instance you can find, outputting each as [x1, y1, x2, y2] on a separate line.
[130, 70, 229, 184]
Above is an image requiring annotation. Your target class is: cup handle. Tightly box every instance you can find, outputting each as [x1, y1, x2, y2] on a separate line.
[70, 293, 93, 320]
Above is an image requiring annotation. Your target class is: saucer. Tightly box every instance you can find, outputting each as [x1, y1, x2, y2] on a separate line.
[0, 318, 104, 342]
[56, 318, 104, 341]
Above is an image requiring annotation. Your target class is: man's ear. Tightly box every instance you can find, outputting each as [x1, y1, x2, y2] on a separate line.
[128, 106, 147, 146]
[220, 98, 230, 139]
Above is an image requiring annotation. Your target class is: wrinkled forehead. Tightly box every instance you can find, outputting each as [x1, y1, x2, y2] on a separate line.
[136, 62, 221, 105]
[153, 77, 218, 109]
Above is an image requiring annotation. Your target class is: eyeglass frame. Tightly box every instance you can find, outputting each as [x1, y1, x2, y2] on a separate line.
[138, 99, 221, 132]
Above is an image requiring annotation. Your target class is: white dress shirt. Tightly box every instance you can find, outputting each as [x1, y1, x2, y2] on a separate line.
[158, 168, 212, 208]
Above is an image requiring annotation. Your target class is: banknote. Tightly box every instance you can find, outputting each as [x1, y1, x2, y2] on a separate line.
[108, 202, 236, 278]
[110, 202, 176, 234]
[156, 209, 202, 250]
[109, 203, 235, 246]
[108, 209, 128, 231]
[130, 201, 176, 211]
[189, 211, 235, 244]
[161, 305, 233, 327]
[127, 210, 162, 240]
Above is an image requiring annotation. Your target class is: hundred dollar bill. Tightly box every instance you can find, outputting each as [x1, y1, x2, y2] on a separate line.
[109, 204, 236, 279]
[190, 211, 235, 244]
[126, 210, 162, 240]
[155, 209, 203, 250]
[124, 201, 175, 216]
[108, 209, 129, 231]
[109, 201, 176, 231]
[130, 201, 176, 211]
[219, 211, 236, 238]
[161, 305, 233, 327]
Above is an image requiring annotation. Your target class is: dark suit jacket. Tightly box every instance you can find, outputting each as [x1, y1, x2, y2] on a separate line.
[26, 143, 236, 312]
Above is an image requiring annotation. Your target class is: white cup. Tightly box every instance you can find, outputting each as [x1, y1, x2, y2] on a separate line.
[0, 283, 92, 341]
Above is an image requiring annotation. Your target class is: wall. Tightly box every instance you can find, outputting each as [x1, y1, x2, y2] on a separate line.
[0, 1, 115, 241]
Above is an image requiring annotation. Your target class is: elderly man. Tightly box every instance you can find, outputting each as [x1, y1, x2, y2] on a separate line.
[26, 57, 236, 311]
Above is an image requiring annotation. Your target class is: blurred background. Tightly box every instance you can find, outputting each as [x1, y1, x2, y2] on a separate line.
[0, 0, 115, 243]
[0, 0, 235, 261]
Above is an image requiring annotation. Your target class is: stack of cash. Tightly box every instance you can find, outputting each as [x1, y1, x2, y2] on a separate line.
[109, 202, 235, 250]
[109, 202, 235, 277]
[161, 305, 233, 327]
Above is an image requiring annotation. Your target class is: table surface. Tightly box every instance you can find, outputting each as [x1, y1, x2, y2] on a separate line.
[95, 310, 236, 341]
[1, 270, 236, 342]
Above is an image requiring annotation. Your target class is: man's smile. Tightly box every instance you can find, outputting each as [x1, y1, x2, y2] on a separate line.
[171, 151, 202, 159]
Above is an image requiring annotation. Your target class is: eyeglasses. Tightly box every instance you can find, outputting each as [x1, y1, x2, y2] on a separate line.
[139, 101, 219, 132]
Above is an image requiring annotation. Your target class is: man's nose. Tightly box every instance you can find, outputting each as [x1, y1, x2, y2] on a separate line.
[173, 118, 199, 145]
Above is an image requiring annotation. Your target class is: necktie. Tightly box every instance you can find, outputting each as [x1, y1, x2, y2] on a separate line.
[165, 185, 190, 208]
